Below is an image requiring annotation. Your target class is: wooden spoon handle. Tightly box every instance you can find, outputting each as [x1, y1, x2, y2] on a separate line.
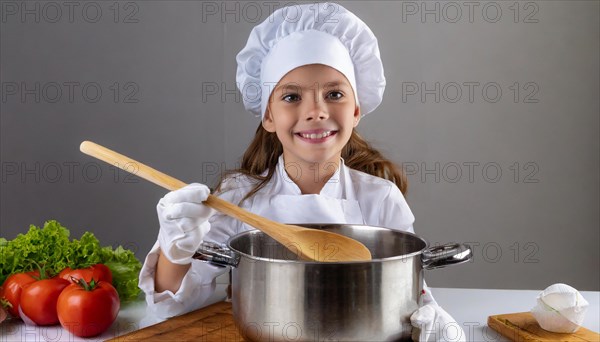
[79, 141, 296, 236]
[80, 141, 186, 191]
[202, 196, 298, 234]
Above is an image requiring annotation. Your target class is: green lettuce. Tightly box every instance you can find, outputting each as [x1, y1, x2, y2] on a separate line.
[0, 220, 142, 302]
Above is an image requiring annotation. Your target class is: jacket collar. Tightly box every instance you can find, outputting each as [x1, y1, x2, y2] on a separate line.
[274, 154, 344, 197]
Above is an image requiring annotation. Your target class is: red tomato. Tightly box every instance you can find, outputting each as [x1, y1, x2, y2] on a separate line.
[20, 278, 70, 325]
[57, 267, 74, 279]
[89, 264, 112, 284]
[59, 264, 112, 284]
[57, 280, 120, 337]
[1, 271, 39, 318]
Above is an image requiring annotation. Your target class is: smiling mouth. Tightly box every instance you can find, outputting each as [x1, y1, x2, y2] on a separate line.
[295, 130, 337, 140]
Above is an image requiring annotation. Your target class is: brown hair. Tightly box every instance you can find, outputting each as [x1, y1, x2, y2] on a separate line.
[215, 123, 407, 203]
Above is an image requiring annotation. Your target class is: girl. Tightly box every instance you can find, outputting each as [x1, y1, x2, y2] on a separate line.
[139, 3, 464, 341]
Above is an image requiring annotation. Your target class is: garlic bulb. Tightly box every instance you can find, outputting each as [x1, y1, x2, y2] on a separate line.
[531, 283, 589, 333]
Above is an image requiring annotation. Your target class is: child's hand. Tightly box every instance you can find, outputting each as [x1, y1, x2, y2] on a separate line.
[157, 183, 215, 264]
[410, 303, 466, 342]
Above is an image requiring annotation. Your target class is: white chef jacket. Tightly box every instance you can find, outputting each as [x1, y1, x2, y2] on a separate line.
[138, 155, 430, 319]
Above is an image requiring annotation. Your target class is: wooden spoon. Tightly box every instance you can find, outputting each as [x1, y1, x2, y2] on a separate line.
[80, 141, 372, 262]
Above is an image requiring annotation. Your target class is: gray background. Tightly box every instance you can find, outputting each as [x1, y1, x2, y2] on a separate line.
[1, 1, 598, 291]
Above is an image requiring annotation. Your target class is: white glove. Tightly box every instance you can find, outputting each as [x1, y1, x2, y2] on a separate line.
[411, 304, 466, 342]
[157, 183, 215, 264]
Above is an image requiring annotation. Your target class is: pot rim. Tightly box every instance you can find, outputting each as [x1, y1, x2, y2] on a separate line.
[225, 224, 430, 264]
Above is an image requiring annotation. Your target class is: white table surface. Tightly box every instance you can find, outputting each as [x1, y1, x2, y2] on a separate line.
[430, 288, 599, 341]
[1, 287, 598, 341]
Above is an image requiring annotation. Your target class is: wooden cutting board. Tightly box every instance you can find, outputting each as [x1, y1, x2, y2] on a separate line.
[109, 305, 600, 342]
[488, 312, 600, 341]
[106, 301, 245, 342]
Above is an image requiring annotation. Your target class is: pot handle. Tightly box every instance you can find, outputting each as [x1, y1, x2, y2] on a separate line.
[421, 243, 472, 270]
[193, 242, 240, 268]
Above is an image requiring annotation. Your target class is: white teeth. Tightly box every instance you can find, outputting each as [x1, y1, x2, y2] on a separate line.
[301, 131, 332, 139]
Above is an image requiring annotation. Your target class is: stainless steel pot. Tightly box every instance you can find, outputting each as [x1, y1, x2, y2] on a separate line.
[194, 224, 472, 341]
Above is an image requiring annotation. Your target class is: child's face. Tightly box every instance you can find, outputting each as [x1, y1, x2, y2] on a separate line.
[263, 64, 360, 166]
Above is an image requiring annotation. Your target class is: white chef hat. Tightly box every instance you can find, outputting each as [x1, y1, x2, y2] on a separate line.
[236, 2, 386, 119]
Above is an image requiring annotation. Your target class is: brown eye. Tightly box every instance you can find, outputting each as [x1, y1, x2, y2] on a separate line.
[327, 91, 343, 100]
[282, 93, 301, 102]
